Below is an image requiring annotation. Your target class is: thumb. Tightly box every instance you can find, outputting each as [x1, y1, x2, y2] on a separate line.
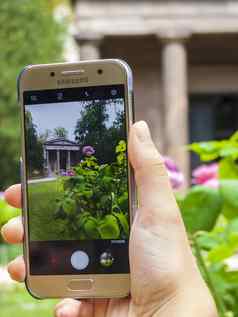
[128, 121, 180, 221]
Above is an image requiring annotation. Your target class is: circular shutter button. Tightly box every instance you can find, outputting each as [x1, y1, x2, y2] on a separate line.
[70, 251, 89, 270]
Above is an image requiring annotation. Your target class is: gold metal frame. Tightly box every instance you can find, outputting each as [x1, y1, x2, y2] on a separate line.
[18, 59, 136, 299]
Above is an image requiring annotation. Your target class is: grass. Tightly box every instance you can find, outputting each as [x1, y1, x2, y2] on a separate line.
[28, 179, 66, 241]
[0, 244, 56, 317]
[0, 284, 57, 317]
[0, 244, 22, 265]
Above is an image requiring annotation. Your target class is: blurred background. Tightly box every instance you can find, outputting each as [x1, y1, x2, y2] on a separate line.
[1, 1, 238, 316]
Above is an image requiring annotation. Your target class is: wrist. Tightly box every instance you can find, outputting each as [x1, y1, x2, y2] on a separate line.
[152, 279, 218, 317]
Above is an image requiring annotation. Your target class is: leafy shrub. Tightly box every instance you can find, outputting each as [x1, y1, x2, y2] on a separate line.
[179, 131, 238, 317]
[54, 140, 129, 240]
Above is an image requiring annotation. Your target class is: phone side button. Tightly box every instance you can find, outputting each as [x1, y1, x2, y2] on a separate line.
[67, 279, 94, 291]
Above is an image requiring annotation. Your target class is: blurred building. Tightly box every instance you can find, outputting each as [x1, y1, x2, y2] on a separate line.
[71, 0, 238, 182]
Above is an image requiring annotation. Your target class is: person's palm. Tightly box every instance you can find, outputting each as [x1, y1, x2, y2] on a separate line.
[1, 122, 217, 317]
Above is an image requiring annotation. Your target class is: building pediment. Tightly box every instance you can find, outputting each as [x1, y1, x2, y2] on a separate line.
[44, 138, 80, 151]
[45, 138, 78, 146]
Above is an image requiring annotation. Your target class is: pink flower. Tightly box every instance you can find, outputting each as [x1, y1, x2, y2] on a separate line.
[82, 146, 95, 156]
[203, 178, 219, 189]
[192, 163, 218, 187]
[163, 156, 184, 189]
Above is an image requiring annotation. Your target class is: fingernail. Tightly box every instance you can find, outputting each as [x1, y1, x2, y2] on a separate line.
[134, 121, 151, 142]
[57, 307, 69, 317]
[1, 224, 7, 238]
[1, 218, 16, 235]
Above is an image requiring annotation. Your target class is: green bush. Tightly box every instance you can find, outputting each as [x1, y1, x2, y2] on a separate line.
[55, 140, 129, 239]
[179, 132, 238, 317]
[0, 0, 65, 190]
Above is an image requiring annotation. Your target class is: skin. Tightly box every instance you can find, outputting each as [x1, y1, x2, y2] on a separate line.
[1, 121, 218, 317]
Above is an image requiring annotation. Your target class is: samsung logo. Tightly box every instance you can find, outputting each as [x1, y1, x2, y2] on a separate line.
[57, 77, 88, 85]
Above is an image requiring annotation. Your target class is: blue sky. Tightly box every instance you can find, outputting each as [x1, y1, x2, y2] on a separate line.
[26, 99, 124, 141]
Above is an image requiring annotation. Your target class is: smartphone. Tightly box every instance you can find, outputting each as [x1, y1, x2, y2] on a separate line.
[18, 60, 135, 299]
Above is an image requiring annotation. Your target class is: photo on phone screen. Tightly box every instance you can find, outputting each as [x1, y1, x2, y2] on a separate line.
[23, 85, 130, 275]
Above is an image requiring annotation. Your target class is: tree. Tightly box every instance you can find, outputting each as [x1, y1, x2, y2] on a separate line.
[25, 112, 44, 175]
[54, 127, 68, 139]
[74, 100, 125, 163]
[0, 0, 65, 189]
[74, 100, 109, 162]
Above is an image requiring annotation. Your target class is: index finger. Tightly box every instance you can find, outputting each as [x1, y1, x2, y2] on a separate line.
[4, 184, 21, 209]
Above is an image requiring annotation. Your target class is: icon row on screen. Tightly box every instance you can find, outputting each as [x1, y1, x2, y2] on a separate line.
[70, 250, 114, 270]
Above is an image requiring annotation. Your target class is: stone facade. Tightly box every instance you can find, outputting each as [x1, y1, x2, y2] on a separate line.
[71, 0, 238, 183]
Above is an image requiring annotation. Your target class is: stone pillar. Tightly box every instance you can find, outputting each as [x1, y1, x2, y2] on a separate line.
[46, 150, 49, 173]
[57, 150, 60, 174]
[67, 151, 71, 170]
[75, 34, 103, 60]
[159, 30, 191, 186]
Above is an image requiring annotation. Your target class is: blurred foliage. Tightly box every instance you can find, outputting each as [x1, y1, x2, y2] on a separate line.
[0, 199, 20, 230]
[180, 131, 238, 317]
[0, 0, 65, 190]
[0, 284, 56, 317]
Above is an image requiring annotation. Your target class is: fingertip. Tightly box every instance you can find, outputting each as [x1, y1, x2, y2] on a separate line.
[1, 216, 23, 244]
[55, 299, 82, 317]
[129, 121, 163, 171]
[7, 256, 25, 282]
[4, 184, 21, 208]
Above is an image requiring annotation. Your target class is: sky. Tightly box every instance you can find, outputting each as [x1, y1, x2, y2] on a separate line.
[25, 99, 124, 141]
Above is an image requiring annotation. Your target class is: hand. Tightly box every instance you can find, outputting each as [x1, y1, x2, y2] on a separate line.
[1, 121, 217, 317]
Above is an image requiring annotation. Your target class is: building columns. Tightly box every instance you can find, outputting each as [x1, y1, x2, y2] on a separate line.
[57, 150, 60, 174]
[67, 151, 71, 170]
[46, 151, 49, 172]
[160, 31, 190, 185]
[75, 35, 103, 60]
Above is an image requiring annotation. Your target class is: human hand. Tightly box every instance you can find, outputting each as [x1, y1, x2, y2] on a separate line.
[1, 121, 217, 317]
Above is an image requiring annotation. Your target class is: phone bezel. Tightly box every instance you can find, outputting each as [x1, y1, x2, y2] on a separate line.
[18, 59, 136, 299]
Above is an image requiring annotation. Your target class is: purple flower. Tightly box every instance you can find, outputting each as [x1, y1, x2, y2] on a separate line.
[67, 170, 75, 176]
[82, 145, 95, 156]
[163, 156, 179, 173]
[163, 156, 184, 189]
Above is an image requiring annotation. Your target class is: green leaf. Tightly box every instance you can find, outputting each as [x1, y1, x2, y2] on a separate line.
[76, 212, 90, 229]
[62, 198, 77, 215]
[113, 212, 129, 236]
[230, 131, 238, 142]
[196, 233, 220, 251]
[220, 180, 238, 219]
[99, 215, 120, 239]
[117, 153, 125, 165]
[220, 146, 238, 159]
[84, 217, 100, 239]
[222, 203, 238, 220]
[208, 232, 238, 263]
[189, 141, 221, 161]
[180, 186, 223, 234]
[219, 159, 238, 180]
[116, 140, 126, 153]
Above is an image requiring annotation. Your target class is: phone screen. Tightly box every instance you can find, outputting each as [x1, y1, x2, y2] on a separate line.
[23, 85, 130, 275]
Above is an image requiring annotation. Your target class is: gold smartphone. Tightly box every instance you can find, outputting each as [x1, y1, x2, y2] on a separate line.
[18, 59, 136, 299]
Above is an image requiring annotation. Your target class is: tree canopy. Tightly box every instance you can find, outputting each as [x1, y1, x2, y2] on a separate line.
[74, 100, 126, 164]
[0, 0, 65, 189]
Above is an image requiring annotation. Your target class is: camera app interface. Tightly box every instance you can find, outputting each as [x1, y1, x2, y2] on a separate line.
[24, 85, 130, 275]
